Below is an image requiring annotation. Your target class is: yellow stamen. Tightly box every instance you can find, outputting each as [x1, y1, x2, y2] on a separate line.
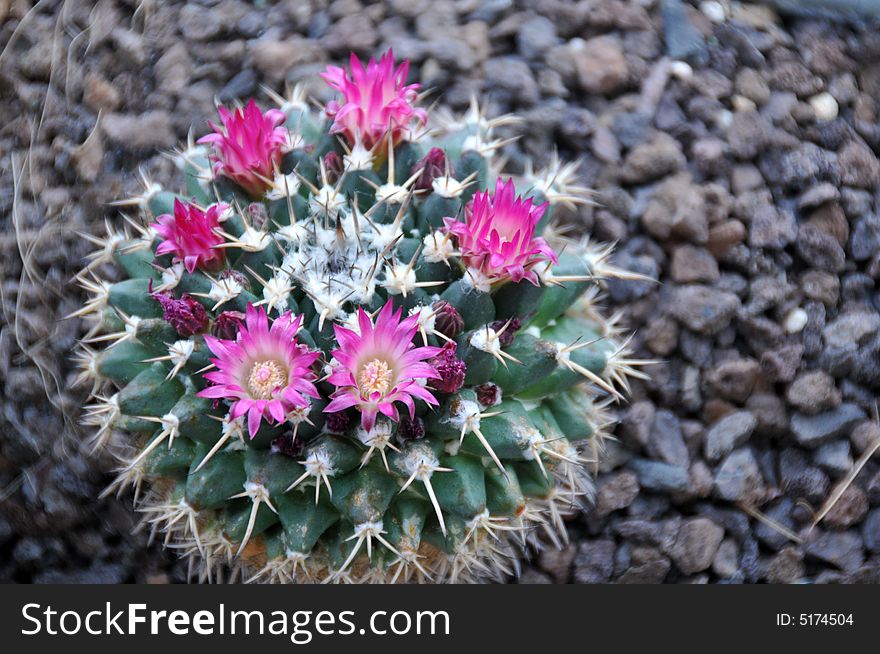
[247, 360, 288, 399]
[358, 358, 393, 396]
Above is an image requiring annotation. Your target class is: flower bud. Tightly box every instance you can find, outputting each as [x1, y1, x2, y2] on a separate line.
[431, 300, 464, 339]
[428, 341, 467, 394]
[411, 147, 446, 192]
[152, 290, 209, 337]
[211, 310, 246, 340]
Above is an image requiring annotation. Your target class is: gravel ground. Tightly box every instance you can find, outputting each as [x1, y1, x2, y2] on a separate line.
[2, 0, 880, 584]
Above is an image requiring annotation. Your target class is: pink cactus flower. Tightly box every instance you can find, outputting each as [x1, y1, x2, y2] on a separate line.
[320, 50, 427, 150]
[152, 199, 226, 274]
[197, 304, 320, 439]
[198, 99, 289, 197]
[324, 301, 442, 432]
[443, 177, 558, 285]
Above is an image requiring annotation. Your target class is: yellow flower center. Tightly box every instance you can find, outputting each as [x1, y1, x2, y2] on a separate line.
[247, 359, 287, 400]
[358, 358, 393, 397]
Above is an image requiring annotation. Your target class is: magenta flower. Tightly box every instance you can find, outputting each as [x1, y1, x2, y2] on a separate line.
[324, 302, 442, 432]
[198, 99, 289, 197]
[443, 177, 558, 285]
[320, 50, 427, 150]
[197, 304, 320, 439]
[152, 199, 226, 274]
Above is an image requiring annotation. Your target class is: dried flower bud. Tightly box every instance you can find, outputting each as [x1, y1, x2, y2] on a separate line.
[211, 310, 246, 340]
[247, 202, 269, 231]
[272, 431, 305, 459]
[325, 411, 351, 434]
[151, 289, 209, 337]
[397, 415, 425, 442]
[475, 383, 502, 407]
[431, 300, 464, 339]
[323, 152, 344, 185]
[489, 317, 522, 347]
[411, 147, 446, 192]
[428, 341, 467, 394]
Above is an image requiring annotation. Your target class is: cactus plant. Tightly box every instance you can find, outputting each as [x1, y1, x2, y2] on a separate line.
[74, 50, 647, 583]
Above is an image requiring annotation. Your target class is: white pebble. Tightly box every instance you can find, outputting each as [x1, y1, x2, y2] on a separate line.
[731, 94, 757, 113]
[700, 1, 727, 23]
[783, 308, 809, 334]
[809, 92, 839, 121]
[670, 60, 693, 80]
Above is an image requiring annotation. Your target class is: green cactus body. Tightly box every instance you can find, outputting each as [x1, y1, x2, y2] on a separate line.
[75, 59, 642, 584]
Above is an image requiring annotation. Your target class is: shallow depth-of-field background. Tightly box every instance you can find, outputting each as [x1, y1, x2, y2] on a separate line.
[2, 0, 880, 583]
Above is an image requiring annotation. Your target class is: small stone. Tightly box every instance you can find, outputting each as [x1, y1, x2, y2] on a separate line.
[620, 133, 686, 184]
[71, 131, 104, 182]
[849, 215, 880, 261]
[796, 224, 846, 272]
[700, 0, 726, 23]
[573, 539, 615, 583]
[573, 35, 629, 96]
[863, 510, 880, 554]
[800, 270, 840, 306]
[617, 548, 672, 583]
[154, 43, 191, 94]
[83, 74, 121, 113]
[516, 15, 558, 59]
[838, 141, 880, 188]
[705, 410, 757, 463]
[770, 61, 824, 97]
[780, 449, 830, 502]
[712, 538, 739, 578]
[661, 0, 707, 65]
[630, 459, 690, 494]
[749, 206, 797, 250]
[708, 358, 760, 402]
[538, 543, 575, 583]
[814, 440, 853, 477]
[669, 518, 725, 575]
[807, 203, 849, 247]
[823, 312, 880, 348]
[735, 68, 770, 105]
[786, 370, 841, 415]
[251, 37, 321, 83]
[670, 245, 720, 283]
[805, 530, 864, 572]
[766, 547, 805, 584]
[648, 410, 690, 468]
[101, 111, 176, 150]
[669, 285, 741, 335]
[708, 219, 747, 258]
[823, 483, 868, 529]
[746, 393, 789, 436]
[791, 404, 866, 448]
[809, 92, 839, 121]
[595, 471, 640, 517]
[798, 183, 840, 210]
[180, 4, 222, 41]
[714, 448, 766, 504]
[783, 308, 809, 334]
[850, 421, 880, 455]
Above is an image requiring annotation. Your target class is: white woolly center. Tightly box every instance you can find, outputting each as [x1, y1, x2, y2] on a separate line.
[470, 327, 502, 355]
[382, 263, 417, 296]
[432, 176, 466, 198]
[422, 231, 455, 263]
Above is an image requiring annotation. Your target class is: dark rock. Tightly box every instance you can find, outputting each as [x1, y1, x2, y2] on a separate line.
[573, 539, 615, 583]
[849, 215, 880, 261]
[705, 410, 757, 463]
[838, 141, 880, 188]
[746, 393, 789, 435]
[647, 409, 690, 468]
[670, 245, 719, 284]
[755, 499, 797, 550]
[620, 133, 686, 184]
[823, 484, 868, 529]
[791, 404, 866, 448]
[805, 530, 864, 573]
[574, 35, 629, 96]
[714, 448, 766, 504]
[766, 547, 805, 583]
[786, 370, 841, 415]
[669, 285, 741, 335]
[814, 440, 853, 477]
[595, 471, 640, 517]
[218, 69, 258, 102]
[660, 0, 707, 66]
[795, 224, 846, 272]
[749, 206, 797, 249]
[669, 518, 725, 575]
[759, 143, 837, 189]
[824, 312, 880, 348]
[617, 547, 671, 583]
[538, 543, 575, 583]
[711, 359, 760, 403]
[863, 510, 880, 554]
[630, 459, 690, 494]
